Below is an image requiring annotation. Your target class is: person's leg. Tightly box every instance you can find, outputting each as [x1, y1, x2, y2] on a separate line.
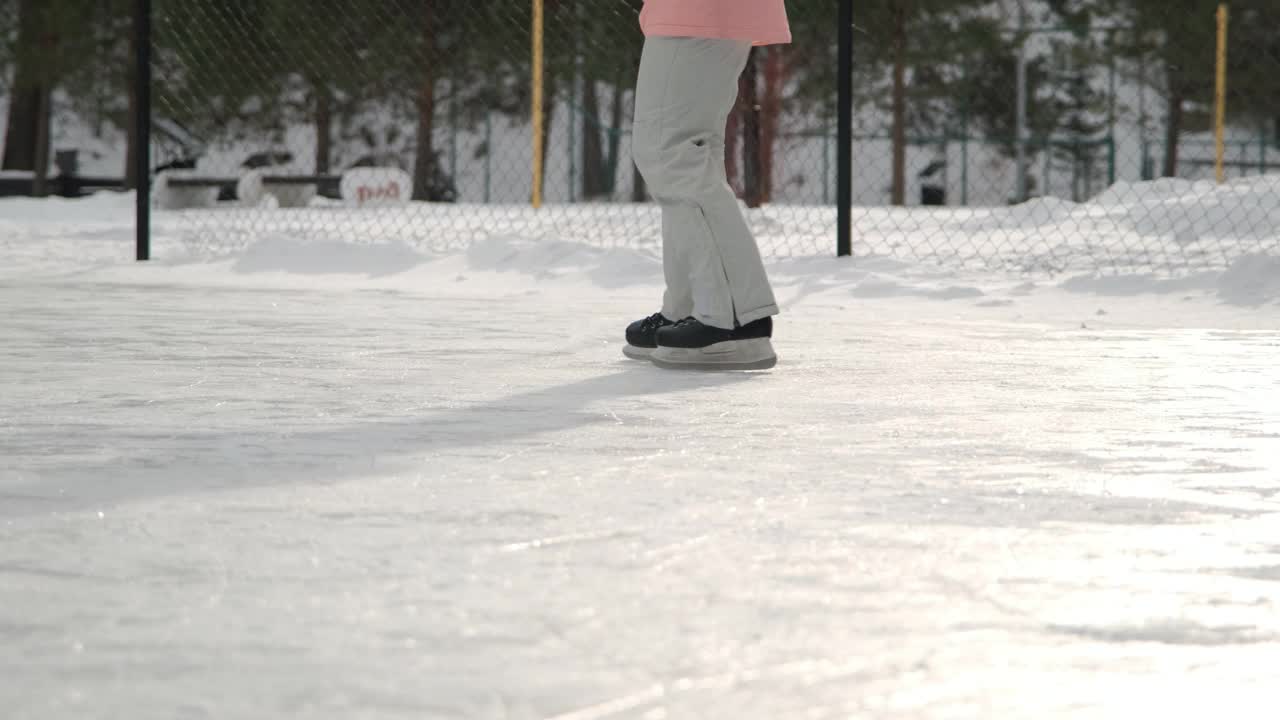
[660, 205, 693, 321]
[632, 37, 778, 330]
[633, 36, 693, 323]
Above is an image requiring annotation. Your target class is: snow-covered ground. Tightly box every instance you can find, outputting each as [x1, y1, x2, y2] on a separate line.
[2, 185, 1279, 719]
[9, 173, 1280, 276]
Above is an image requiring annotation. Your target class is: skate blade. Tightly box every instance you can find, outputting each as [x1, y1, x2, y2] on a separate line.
[622, 344, 655, 361]
[650, 338, 777, 371]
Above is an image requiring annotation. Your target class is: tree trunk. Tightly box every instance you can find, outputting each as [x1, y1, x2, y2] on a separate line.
[314, 79, 332, 174]
[890, 2, 907, 206]
[539, 75, 556, 198]
[604, 79, 625, 196]
[2, 0, 41, 172]
[760, 47, 785, 203]
[412, 76, 437, 200]
[741, 47, 763, 208]
[1162, 83, 1183, 178]
[32, 86, 52, 197]
[411, 10, 437, 201]
[581, 78, 606, 198]
[126, 3, 140, 190]
[4, 87, 40, 172]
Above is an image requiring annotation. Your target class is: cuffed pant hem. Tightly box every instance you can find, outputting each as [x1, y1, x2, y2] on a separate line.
[695, 304, 778, 331]
[736, 304, 779, 325]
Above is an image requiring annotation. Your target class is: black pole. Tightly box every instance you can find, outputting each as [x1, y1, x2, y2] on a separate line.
[135, 0, 151, 261]
[836, 0, 853, 257]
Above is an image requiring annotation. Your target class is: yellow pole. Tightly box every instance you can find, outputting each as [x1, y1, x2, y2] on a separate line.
[1214, 4, 1229, 184]
[531, 0, 545, 208]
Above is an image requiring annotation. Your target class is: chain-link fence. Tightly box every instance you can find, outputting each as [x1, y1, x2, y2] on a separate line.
[837, 1, 1280, 273]
[146, 0, 840, 260]
[3, 0, 1279, 274]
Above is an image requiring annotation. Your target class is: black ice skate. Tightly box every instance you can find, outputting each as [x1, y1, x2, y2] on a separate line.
[651, 317, 777, 370]
[623, 312, 675, 360]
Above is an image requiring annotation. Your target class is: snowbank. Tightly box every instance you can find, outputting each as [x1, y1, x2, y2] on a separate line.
[1216, 253, 1280, 307]
[2, 177, 1278, 310]
[233, 237, 425, 277]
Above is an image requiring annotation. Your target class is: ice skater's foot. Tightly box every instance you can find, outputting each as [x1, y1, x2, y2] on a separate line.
[623, 312, 675, 360]
[651, 317, 777, 371]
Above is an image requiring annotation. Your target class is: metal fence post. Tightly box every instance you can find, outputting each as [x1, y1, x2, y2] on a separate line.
[135, 0, 151, 261]
[837, 0, 853, 257]
[1214, 3, 1229, 184]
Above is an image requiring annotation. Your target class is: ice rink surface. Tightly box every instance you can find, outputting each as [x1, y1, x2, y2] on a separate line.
[2, 194, 1280, 718]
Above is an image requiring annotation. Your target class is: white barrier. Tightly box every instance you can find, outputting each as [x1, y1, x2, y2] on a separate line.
[340, 168, 412, 208]
[236, 169, 317, 209]
[154, 170, 219, 210]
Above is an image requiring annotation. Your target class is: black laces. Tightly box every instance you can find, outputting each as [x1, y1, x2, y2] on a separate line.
[641, 313, 668, 332]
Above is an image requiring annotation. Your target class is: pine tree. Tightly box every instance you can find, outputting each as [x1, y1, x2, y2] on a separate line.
[845, 0, 1008, 205]
[1057, 0, 1220, 177]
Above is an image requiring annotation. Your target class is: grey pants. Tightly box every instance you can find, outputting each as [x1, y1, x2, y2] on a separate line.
[632, 36, 779, 330]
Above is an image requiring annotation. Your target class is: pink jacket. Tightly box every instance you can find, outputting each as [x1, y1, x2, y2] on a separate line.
[640, 0, 791, 46]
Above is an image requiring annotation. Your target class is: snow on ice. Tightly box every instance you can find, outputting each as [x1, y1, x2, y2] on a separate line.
[1, 180, 1278, 719]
